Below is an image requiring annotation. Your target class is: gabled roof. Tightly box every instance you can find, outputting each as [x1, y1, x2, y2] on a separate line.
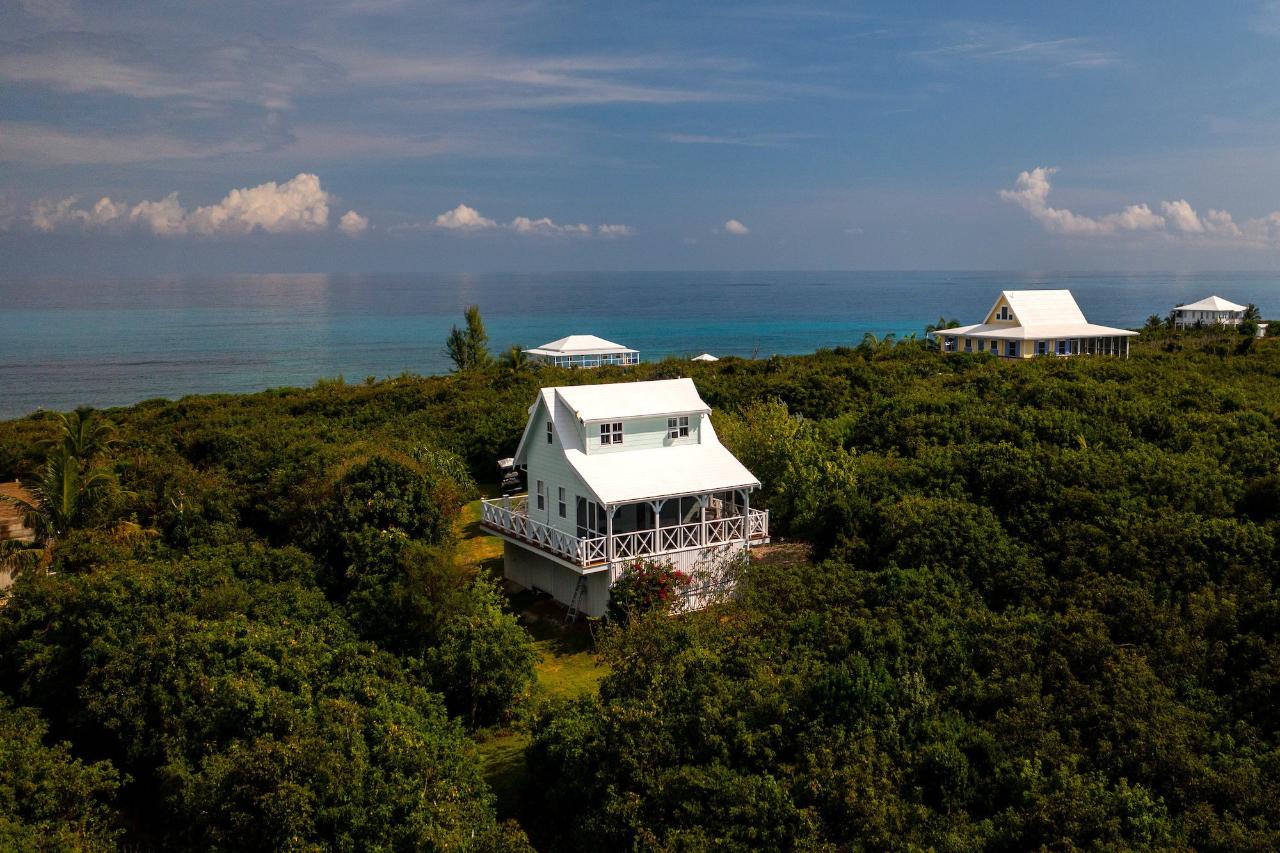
[994, 290, 1088, 326]
[1176, 295, 1247, 312]
[512, 378, 713, 464]
[932, 289, 1136, 339]
[565, 435, 759, 505]
[945, 322, 1138, 340]
[526, 334, 636, 355]
[554, 378, 709, 423]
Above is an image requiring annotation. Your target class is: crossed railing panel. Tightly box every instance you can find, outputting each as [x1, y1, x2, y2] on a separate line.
[482, 498, 769, 566]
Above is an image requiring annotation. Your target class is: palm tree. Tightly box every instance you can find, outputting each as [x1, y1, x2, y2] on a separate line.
[1143, 314, 1165, 333]
[1244, 303, 1262, 322]
[924, 316, 960, 350]
[498, 344, 529, 374]
[1, 409, 120, 545]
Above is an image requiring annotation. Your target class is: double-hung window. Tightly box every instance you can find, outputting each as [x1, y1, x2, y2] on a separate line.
[557, 487, 567, 518]
[546, 420, 553, 444]
[1056, 339, 1068, 356]
[1036, 340, 1048, 356]
[667, 416, 689, 439]
[536, 480, 545, 511]
[600, 422, 623, 445]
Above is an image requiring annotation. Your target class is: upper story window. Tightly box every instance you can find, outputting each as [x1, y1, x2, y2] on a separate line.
[536, 480, 545, 510]
[600, 422, 623, 445]
[546, 420, 553, 444]
[997, 306, 1011, 321]
[558, 486, 567, 517]
[667, 416, 690, 439]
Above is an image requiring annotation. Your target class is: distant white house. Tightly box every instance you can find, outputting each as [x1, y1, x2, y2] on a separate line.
[691, 353, 719, 362]
[480, 378, 768, 619]
[935, 289, 1138, 359]
[1173, 295, 1267, 337]
[525, 335, 639, 368]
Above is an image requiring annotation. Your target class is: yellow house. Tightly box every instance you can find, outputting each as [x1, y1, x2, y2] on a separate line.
[935, 290, 1138, 359]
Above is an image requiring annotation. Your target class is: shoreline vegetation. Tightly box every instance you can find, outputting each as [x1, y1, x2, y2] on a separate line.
[2, 317, 1279, 849]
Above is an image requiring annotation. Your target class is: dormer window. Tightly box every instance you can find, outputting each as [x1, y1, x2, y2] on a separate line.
[998, 306, 1011, 320]
[667, 416, 690, 439]
[546, 420, 553, 444]
[600, 422, 623, 445]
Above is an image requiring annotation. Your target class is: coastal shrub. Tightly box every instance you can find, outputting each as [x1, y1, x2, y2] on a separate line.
[0, 697, 121, 851]
[606, 558, 690, 623]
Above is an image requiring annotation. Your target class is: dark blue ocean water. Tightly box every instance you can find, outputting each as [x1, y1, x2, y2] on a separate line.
[1, 271, 1277, 419]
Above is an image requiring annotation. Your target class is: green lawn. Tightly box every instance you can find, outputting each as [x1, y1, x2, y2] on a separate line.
[460, 495, 608, 820]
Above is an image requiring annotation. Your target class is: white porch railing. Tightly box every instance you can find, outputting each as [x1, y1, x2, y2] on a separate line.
[481, 497, 769, 568]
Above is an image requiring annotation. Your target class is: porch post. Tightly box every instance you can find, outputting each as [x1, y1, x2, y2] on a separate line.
[650, 499, 665, 555]
[742, 489, 751, 544]
[606, 505, 616, 563]
[699, 494, 708, 546]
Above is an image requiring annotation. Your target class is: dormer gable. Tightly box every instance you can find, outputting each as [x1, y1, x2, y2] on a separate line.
[514, 379, 710, 464]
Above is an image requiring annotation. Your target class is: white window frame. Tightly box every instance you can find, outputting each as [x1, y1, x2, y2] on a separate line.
[558, 486, 567, 518]
[546, 419, 553, 444]
[536, 480, 545, 511]
[667, 415, 690, 439]
[600, 422, 623, 445]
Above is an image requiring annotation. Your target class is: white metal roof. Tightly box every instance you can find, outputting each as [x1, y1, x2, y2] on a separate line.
[565, 440, 759, 505]
[998, 290, 1088, 326]
[1175, 295, 1247, 312]
[691, 353, 719, 361]
[554, 377, 710, 423]
[931, 289, 1136, 340]
[526, 334, 636, 356]
[945, 322, 1137, 340]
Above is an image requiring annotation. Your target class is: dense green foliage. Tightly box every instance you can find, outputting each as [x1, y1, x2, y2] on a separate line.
[2, 324, 1279, 849]
[0, 696, 120, 851]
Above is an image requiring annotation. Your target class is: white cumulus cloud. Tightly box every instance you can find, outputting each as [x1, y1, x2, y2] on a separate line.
[1001, 167, 1280, 247]
[28, 173, 338, 236]
[723, 218, 750, 235]
[424, 204, 633, 238]
[511, 216, 590, 236]
[339, 209, 369, 236]
[433, 203, 497, 230]
[998, 167, 1163, 235]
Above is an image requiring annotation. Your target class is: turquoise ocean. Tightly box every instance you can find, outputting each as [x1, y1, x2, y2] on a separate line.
[1, 271, 1277, 419]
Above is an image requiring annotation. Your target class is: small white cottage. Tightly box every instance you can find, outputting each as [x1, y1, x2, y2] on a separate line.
[525, 335, 639, 368]
[935, 289, 1138, 359]
[1173, 296, 1267, 337]
[480, 378, 768, 618]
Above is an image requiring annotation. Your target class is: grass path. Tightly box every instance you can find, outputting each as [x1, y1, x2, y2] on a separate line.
[457, 495, 607, 821]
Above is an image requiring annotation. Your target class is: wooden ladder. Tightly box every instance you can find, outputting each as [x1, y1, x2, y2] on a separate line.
[564, 575, 587, 624]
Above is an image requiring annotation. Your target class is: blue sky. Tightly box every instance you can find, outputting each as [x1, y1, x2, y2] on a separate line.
[3, 0, 1280, 272]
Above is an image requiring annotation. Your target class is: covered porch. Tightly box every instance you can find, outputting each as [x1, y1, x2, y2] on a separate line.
[480, 488, 769, 569]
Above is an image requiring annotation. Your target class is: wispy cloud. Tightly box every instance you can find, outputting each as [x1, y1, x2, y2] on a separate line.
[915, 24, 1117, 70]
[662, 131, 816, 147]
[0, 122, 264, 166]
[1001, 167, 1280, 247]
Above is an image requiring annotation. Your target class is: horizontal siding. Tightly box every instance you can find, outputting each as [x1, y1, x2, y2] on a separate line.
[586, 414, 700, 455]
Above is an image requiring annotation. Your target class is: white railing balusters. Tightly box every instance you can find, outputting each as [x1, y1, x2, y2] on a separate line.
[482, 498, 769, 566]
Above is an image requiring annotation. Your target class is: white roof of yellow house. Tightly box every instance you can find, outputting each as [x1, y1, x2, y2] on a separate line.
[1176, 295, 1247, 312]
[942, 289, 1138, 340]
[525, 334, 636, 356]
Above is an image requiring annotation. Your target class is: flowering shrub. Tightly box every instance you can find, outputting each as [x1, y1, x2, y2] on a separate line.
[606, 558, 690, 623]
